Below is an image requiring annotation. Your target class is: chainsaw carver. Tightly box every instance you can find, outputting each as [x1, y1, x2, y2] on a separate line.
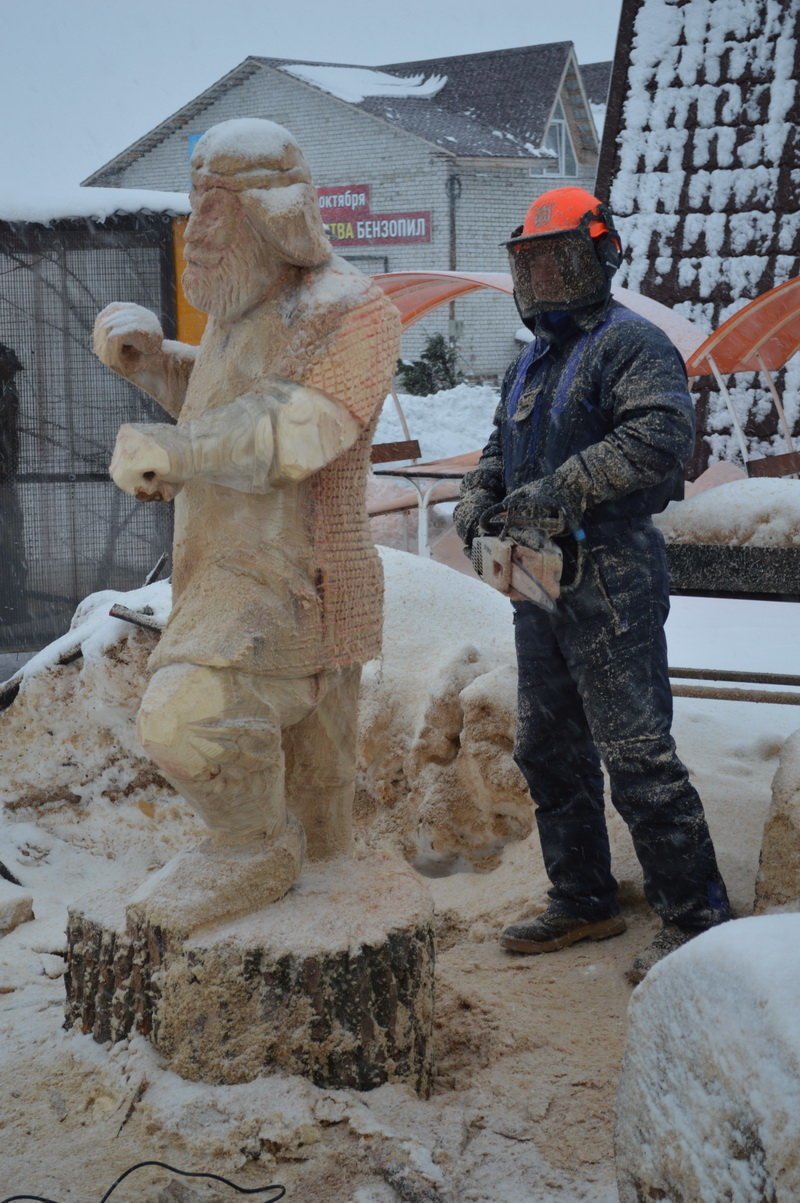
[454, 187, 731, 984]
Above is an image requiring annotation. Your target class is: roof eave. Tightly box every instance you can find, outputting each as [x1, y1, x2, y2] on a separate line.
[82, 56, 265, 185]
[453, 153, 558, 167]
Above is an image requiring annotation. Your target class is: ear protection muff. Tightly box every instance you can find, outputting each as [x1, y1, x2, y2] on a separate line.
[593, 231, 622, 282]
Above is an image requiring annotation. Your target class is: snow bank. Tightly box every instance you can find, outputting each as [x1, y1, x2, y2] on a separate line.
[655, 478, 800, 546]
[616, 915, 800, 1202]
[375, 383, 498, 462]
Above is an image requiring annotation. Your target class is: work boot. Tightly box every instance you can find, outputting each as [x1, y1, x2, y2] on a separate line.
[626, 924, 702, 986]
[500, 908, 626, 954]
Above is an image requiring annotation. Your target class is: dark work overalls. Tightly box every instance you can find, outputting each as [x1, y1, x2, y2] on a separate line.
[486, 303, 730, 928]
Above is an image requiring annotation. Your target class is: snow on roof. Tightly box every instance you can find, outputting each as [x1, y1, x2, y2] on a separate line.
[280, 64, 447, 104]
[0, 186, 189, 225]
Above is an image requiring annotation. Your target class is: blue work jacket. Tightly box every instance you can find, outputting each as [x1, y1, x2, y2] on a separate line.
[472, 301, 696, 532]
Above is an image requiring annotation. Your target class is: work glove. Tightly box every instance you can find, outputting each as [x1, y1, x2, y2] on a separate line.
[502, 475, 584, 537]
[453, 489, 498, 549]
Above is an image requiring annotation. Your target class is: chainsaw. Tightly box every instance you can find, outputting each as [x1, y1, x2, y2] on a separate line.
[469, 508, 583, 615]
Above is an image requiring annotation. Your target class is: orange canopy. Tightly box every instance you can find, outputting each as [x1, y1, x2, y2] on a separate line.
[372, 270, 707, 363]
[373, 270, 511, 326]
[686, 276, 800, 377]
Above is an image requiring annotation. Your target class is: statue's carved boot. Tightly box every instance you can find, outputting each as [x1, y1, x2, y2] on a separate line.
[126, 816, 305, 940]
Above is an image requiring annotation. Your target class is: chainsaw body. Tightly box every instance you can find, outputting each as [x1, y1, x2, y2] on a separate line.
[470, 533, 563, 614]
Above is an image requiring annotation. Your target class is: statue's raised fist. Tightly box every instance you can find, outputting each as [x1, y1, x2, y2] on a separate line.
[93, 303, 163, 375]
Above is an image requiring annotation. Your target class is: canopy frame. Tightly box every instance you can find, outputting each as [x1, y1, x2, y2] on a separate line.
[687, 276, 800, 477]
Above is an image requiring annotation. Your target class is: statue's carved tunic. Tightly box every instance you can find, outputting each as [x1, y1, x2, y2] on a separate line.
[94, 118, 401, 932]
[155, 272, 394, 677]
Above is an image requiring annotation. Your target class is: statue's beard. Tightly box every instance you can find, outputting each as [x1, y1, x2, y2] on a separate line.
[184, 245, 274, 322]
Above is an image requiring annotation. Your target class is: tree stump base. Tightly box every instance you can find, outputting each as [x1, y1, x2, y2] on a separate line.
[65, 852, 435, 1095]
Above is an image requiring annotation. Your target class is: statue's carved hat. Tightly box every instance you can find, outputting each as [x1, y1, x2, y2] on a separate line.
[191, 119, 331, 268]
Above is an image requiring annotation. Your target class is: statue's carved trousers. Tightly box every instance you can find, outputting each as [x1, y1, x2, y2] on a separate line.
[137, 663, 361, 859]
[512, 520, 731, 930]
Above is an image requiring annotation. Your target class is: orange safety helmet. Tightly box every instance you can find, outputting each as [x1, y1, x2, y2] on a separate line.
[507, 187, 622, 319]
[519, 186, 614, 240]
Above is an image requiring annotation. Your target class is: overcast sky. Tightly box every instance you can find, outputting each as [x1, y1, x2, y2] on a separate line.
[4, 0, 622, 195]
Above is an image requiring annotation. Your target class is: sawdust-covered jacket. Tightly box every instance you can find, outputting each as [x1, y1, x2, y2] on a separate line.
[459, 300, 695, 537]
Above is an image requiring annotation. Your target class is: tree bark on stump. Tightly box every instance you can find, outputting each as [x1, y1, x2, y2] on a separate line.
[65, 854, 435, 1095]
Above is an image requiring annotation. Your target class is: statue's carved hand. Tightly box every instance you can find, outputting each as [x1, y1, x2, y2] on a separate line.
[110, 423, 182, 502]
[94, 303, 164, 376]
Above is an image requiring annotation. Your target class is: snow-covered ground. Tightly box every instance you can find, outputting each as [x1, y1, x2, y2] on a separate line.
[3, 565, 798, 1202]
[2, 383, 799, 1201]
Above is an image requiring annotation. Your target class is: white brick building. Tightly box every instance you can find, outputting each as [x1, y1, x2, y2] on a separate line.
[86, 45, 609, 378]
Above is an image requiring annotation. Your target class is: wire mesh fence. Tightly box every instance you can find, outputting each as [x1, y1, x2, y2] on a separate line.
[0, 213, 176, 651]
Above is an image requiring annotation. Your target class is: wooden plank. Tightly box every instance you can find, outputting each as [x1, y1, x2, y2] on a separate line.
[370, 440, 421, 464]
[746, 451, 800, 477]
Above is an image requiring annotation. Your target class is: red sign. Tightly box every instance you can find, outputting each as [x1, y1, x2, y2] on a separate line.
[317, 185, 371, 220]
[317, 183, 432, 247]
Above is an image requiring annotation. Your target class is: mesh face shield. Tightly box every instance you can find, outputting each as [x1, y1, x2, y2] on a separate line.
[507, 223, 610, 318]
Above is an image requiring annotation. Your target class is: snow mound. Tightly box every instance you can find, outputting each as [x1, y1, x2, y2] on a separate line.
[655, 478, 800, 546]
[1, 583, 173, 812]
[616, 915, 800, 1202]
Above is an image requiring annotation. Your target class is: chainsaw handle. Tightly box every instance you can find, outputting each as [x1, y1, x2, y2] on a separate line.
[478, 503, 508, 534]
[479, 501, 585, 543]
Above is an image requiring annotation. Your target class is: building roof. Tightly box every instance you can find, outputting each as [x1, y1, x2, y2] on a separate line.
[370, 43, 580, 156]
[578, 61, 613, 107]
[84, 45, 611, 185]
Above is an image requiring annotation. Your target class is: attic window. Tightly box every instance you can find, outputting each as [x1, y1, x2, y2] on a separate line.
[542, 100, 577, 177]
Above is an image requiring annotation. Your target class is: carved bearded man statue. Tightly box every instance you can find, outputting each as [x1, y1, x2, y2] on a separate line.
[94, 119, 401, 933]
